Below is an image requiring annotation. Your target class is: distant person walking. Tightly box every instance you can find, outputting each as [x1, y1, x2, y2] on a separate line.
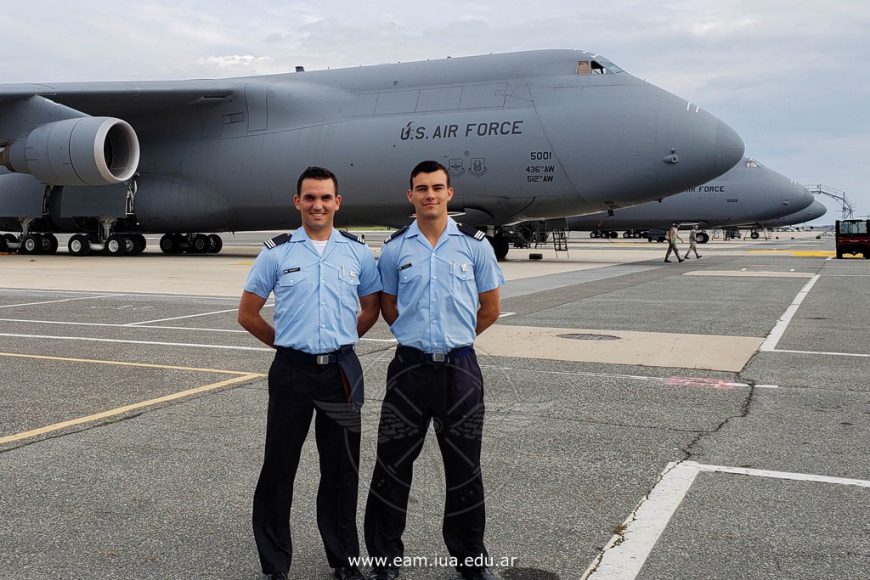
[664, 223, 684, 263]
[684, 225, 702, 260]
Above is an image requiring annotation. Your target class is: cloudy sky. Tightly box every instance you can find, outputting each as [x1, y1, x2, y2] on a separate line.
[3, 0, 867, 222]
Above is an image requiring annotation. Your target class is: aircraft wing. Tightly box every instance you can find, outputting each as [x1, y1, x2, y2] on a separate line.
[0, 80, 238, 118]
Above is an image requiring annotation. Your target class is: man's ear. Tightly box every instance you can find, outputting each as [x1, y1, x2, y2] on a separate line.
[334, 194, 342, 212]
[406, 189, 414, 204]
[292, 194, 301, 210]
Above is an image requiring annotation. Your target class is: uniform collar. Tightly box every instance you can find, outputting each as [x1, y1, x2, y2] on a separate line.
[406, 217, 461, 246]
[289, 226, 346, 258]
[289, 226, 348, 244]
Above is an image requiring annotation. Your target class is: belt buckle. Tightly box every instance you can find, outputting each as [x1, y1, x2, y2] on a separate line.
[431, 352, 447, 363]
[316, 354, 330, 365]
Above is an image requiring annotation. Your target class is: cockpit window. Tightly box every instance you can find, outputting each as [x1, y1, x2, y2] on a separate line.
[577, 59, 622, 75]
[745, 159, 760, 168]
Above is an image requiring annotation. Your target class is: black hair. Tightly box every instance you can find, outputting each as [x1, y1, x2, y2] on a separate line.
[296, 166, 339, 196]
[409, 160, 450, 188]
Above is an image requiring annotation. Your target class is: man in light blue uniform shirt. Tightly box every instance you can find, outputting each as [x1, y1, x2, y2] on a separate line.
[238, 167, 381, 580]
[364, 161, 504, 580]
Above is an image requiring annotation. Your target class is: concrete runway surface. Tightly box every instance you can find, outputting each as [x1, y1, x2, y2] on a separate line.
[0, 231, 867, 579]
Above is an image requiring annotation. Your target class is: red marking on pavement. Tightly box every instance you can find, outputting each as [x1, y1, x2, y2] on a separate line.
[665, 377, 745, 390]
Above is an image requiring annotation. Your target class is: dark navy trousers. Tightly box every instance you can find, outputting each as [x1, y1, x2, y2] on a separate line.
[253, 348, 361, 573]
[364, 346, 488, 573]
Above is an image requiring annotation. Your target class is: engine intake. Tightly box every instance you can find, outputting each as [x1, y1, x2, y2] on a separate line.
[0, 117, 140, 186]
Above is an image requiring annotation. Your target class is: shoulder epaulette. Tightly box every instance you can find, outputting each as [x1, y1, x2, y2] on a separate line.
[263, 233, 292, 249]
[384, 225, 409, 244]
[339, 230, 364, 244]
[457, 224, 486, 241]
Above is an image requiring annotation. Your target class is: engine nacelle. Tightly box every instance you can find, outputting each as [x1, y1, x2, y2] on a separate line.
[0, 117, 139, 186]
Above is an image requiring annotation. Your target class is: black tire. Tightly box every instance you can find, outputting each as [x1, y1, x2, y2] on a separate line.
[160, 233, 177, 254]
[589, 231, 598, 239]
[751, 231, 760, 239]
[207, 234, 223, 254]
[105, 234, 128, 256]
[488, 235, 509, 261]
[192, 234, 209, 253]
[20, 235, 39, 255]
[697, 232, 709, 244]
[43, 234, 59, 254]
[130, 234, 147, 255]
[0, 236, 7, 252]
[68, 234, 91, 256]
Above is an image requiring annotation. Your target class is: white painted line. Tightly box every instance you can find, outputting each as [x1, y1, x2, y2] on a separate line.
[684, 461, 870, 488]
[0, 331, 394, 350]
[585, 460, 870, 579]
[770, 348, 870, 358]
[0, 317, 397, 342]
[498, 312, 516, 318]
[478, 365, 750, 387]
[0, 288, 242, 301]
[126, 308, 251, 325]
[0, 332, 274, 352]
[0, 294, 124, 309]
[583, 462, 699, 579]
[754, 384, 780, 389]
[0, 318, 249, 333]
[760, 274, 820, 351]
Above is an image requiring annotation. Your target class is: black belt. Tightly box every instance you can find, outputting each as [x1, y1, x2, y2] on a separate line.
[276, 344, 354, 366]
[396, 344, 473, 364]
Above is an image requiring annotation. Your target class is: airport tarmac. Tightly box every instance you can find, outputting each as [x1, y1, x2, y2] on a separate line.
[0, 231, 867, 579]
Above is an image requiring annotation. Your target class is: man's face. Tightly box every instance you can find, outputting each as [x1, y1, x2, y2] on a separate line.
[294, 177, 340, 232]
[407, 169, 454, 220]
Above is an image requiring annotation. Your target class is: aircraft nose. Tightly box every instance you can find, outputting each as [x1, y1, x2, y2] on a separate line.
[715, 121, 744, 174]
[654, 94, 744, 198]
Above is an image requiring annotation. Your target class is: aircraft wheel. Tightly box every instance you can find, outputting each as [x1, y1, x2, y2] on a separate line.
[192, 234, 209, 253]
[129, 234, 147, 255]
[20, 235, 40, 254]
[0, 236, 7, 252]
[697, 232, 709, 244]
[160, 233, 178, 254]
[492, 235, 509, 261]
[751, 231, 760, 239]
[609, 231, 618, 238]
[589, 231, 597, 239]
[207, 234, 223, 254]
[68, 234, 91, 256]
[105, 234, 128, 256]
[42, 234, 59, 254]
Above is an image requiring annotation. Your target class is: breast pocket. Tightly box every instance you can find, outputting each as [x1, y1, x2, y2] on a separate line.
[450, 262, 476, 285]
[277, 269, 311, 291]
[338, 267, 361, 306]
[399, 264, 422, 285]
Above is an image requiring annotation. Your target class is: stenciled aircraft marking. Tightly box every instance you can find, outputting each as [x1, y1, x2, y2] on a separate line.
[0, 352, 265, 446]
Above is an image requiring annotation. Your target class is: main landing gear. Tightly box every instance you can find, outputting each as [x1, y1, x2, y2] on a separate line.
[66, 233, 148, 256]
[158, 233, 223, 255]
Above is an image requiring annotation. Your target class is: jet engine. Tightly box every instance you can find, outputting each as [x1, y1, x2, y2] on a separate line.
[0, 117, 139, 186]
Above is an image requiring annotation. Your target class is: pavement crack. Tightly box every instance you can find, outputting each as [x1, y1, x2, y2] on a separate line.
[682, 378, 757, 459]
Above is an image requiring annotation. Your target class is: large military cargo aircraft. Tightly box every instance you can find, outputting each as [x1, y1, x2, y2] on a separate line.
[756, 199, 827, 229]
[0, 49, 743, 258]
[555, 158, 813, 243]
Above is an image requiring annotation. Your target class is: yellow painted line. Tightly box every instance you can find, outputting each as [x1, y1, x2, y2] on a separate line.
[0, 372, 263, 445]
[0, 351, 266, 377]
[748, 250, 834, 257]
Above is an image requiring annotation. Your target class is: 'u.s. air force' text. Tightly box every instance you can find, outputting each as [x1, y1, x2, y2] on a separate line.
[401, 121, 524, 141]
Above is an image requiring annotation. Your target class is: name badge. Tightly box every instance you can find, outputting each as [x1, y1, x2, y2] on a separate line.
[399, 262, 413, 271]
[283, 267, 301, 274]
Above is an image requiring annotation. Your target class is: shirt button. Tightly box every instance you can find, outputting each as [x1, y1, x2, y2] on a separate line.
[432, 275, 436, 280]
